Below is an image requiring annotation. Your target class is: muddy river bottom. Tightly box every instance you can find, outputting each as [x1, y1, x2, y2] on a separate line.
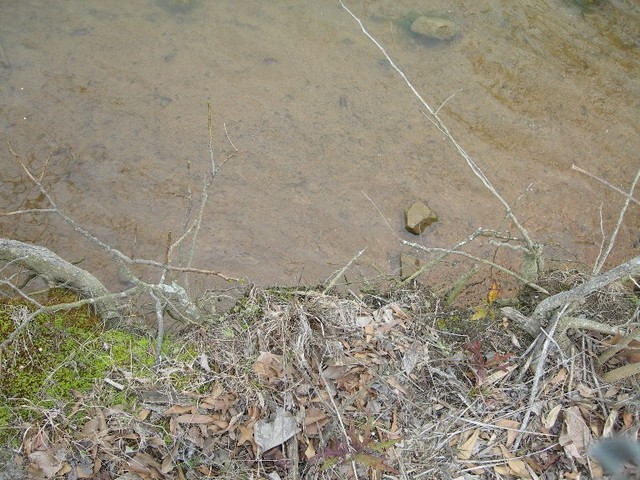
[1, 0, 639, 307]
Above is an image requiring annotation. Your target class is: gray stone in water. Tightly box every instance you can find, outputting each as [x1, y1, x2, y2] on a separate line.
[410, 16, 460, 41]
[404, 201, 438, 235]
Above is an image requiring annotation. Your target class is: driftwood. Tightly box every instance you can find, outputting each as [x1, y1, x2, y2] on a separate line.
[502, 255, 640, 343]
[0, 238, 121, 326]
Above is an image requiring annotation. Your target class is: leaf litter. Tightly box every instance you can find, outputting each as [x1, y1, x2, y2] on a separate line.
[3, 275, 640, 479]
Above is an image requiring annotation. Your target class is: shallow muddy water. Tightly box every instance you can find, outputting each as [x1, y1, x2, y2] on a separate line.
[1, 0, 639, 303]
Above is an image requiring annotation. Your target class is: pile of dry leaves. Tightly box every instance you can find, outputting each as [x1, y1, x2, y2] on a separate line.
[4, 276, 640, 479]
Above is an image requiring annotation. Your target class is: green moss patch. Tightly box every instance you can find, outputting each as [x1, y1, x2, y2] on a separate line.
[0, 290, 187, 436]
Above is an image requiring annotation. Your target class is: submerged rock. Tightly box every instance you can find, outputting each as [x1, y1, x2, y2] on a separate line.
[400, 252, 422, 280]
[410, 16, 460, 41]
[404, 201, 438, 235]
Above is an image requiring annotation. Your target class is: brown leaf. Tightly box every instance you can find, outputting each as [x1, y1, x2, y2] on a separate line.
[304, 407, 329, 426]
[175, 414, 217, 424]
[186, 425, 205, 448]
[499, 444, 531, 479]
[201, 382, 224, 408]
[237, 424, 256, 452]
[608, 331, 640, 363]
[386, 376, 408, 395]
[164, 404, 194, 415]
[125, 452, 162, 478]
[544, 404, 562, 430]
[550, 368, 568, 385]
[137, 409, 151, 421]
[322, 365, 351, 380]
[28, 450, 63, 478]
[304, 407, 329, 436]
[496, 419, 520, 447]
[161, 455, 174, 475]
[305, 441, 316, 459]
[253, 351, 284, 383]
[458, 429, 480, 460]
[559, 406, 592, 462]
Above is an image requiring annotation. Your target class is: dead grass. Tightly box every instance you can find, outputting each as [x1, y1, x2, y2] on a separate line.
[2, 274, 640, 479]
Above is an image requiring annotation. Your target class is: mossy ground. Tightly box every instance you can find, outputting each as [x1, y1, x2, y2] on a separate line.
[0, 278, 638, 479]
[0, 289, 197, 444]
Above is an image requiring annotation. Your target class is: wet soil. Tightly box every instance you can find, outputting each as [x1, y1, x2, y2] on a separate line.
[1, 0, 639, 304]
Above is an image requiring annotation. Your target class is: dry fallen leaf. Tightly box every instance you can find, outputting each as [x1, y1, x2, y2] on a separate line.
[499, 444, 531, 479]
[28, 450, 64, 479]
[559, 406, 592, 462]
[495, 419, 521, 447]
[164, 404, 194, 415]
[175, 414, 217, 425]
[458, 429, 480, 460]
[304, 406, 329, 436]
[200, 382, 224, 408]
[544, 404, 562, 430]
[161, 454, 175, 475]
[305, 441, 316, 459]
[237, 424, 254, 446]
[253, 351, 284, 383]
[608, 331, 640, 363]
[254, 408, 300, 454]
[125, 452, 162, 478]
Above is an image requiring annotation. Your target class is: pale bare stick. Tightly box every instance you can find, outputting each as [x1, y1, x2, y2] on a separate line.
[514, 303, 569, 450]
[339, 1, 539, 260]
[2, 208, 56, 216]
[224, 122, 239, 154]
[7, 143, 238, 283]
[593, 164, 640, 275]
[572, 164, 640, 206]
[402, 240, 549, 294]
[323, 247, 367, 293]
[435, 89, 463, 116]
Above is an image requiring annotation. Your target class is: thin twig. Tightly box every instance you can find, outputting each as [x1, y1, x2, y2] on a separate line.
[572, 164, 640, 206]
[2, 208, 56, 216]
[323, 247, 367, 293]
[150, 290, 165, 365]
[402, 241, 549, 294]
[6, 142, 238, 283]
[435, 89, 463, 116]
[514, 303, 569, 450]
[593, 164, 640, 275]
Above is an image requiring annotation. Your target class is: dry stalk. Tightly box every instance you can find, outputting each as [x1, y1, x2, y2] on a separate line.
[592, 164, 640, 275]
[514, 303, 569, 450]
[572, 164, 640, 207]
[323, 247, 367, 293]
[402, 239, 549, 295]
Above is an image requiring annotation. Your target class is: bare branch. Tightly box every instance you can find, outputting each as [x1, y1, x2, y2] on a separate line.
[0, 238, 120, 325]
[572, 164, 640, 206]
[592, 164, 640, 275]
[339, 2, 540, 263]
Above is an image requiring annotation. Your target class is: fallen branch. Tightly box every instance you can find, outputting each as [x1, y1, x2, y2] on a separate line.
[502, 255, 640, 353]
[2, 112, 239, 359]
[0, 238, 120, 326]
[572, 164, 640, 207]
[531, 255, 640, 326]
